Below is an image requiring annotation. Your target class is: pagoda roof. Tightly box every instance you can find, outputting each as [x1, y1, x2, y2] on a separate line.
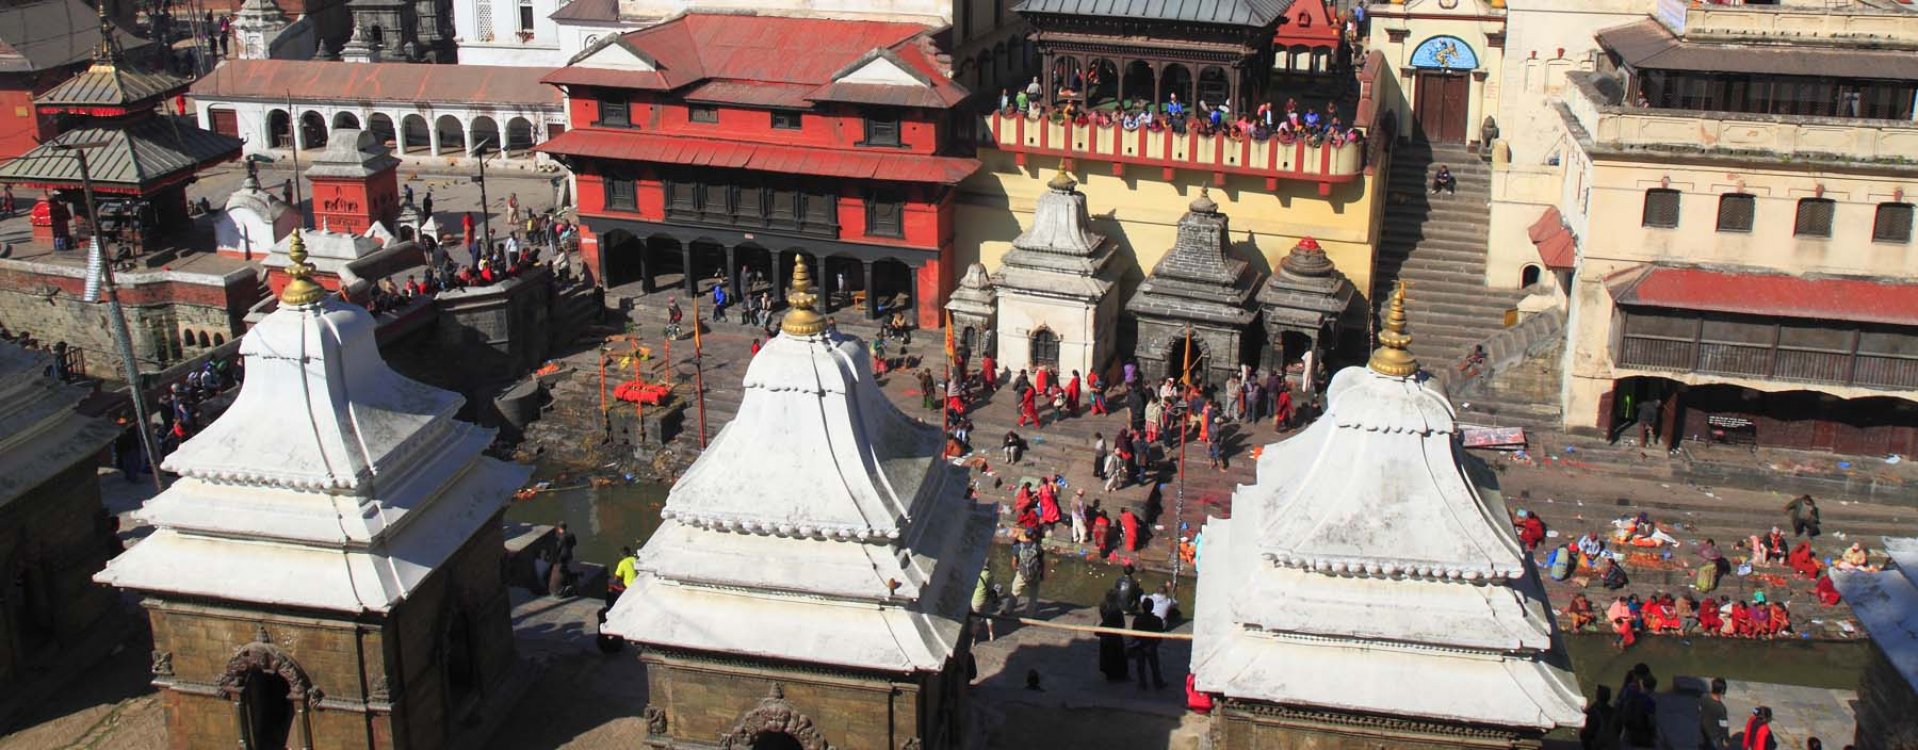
[0, 118, 241, 193]
[1125, 191, 1261, 327]
[0, 342, 119, 509]
[1015, 0, 1291, 28]
[96, 247, 529, 614]
[604, 265, 992, 673]
[0, 0, 148, 74]
[36, 60, 186, 109]
[997, 172, 1119, 302]
[1190, 292, 1584, 732]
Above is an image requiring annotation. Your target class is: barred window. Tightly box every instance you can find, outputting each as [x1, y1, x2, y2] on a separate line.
[689, 105, 719, 124]
[866, 189, 903, 238]
[1716, 193, 1754, 233]
[1874, 202, 1914, 244]
[1642, 189, 1680, 229]
[605, 176, 637, 211]
[1795, 198, 1835, 238]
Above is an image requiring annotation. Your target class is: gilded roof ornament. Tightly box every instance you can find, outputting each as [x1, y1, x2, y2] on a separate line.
[279, 230, 325, 307]
[781, 258, 826, 337]
[1047, 165, 1075, 193]
[1367, 281, 1419, 378]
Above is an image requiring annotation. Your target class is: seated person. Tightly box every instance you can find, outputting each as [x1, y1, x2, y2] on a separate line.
[1787, 541, 1821, 579]
[1430, 164, 1456, 195]
[1835, 542, 1875, 572]
[1601, 558, 1629, 590]
[1697, 596, 1723, 634]
[1565, 593, 1596, 632]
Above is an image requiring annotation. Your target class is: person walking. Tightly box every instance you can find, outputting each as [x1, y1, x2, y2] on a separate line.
[1097, 590, 1128, 682]
[1120, 507, 1142, 553]
[1088, 371, 1108, 415]
[1104, 451, 1125, 493]
[1130, 601, 1167, 689]
[1017, 380, 1042, 427]
[1014, 529, 1045, 617]
[1092, 432, 1108, 479]
[1699, 678, 1730, 749]
[1785, 495, 1821, 538]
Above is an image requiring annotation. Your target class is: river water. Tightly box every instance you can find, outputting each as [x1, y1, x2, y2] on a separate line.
[507, 477, 1867, 696]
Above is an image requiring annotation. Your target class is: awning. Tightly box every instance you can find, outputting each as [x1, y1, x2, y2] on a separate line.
[537, 129, 981, 184]
[1527, 206, 1576, 270]
[1608, 265, 1918, 327]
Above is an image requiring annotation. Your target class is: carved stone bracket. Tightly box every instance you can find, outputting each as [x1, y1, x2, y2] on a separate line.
[716, 683, 832, 750]
[644, 705, 668, 735]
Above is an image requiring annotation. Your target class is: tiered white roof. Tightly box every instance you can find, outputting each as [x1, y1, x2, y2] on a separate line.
[994, 170, 1118, 302]
[604, 260, 993, 673]
[1191, 285, 1584, 732]
[95, 232, 529, 613]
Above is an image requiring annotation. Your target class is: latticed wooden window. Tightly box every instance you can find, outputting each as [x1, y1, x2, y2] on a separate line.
[1030, 328, 1060, 369]
[1642, 189, 1680, 228]
[1795, 198, 1835, 238]
[1874, 203, 1914, 243]
[1716, 193, 1754, 233]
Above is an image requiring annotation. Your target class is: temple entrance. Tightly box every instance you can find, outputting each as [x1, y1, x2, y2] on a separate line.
[871, 259, 914, 320]
[1414, 71, 1470, 143]
[750, 733, 804, 750]
[601, 230, 641, 287]
[267, 110, 292, 149]
[1277, 330, 1313, 369]
[239, 668, 294, 750]
[1608, 376, 1682, 448]
[1166, 336, 1206, 384]
[1030, 328, 1060, 370]
[442, 609, 478, 712]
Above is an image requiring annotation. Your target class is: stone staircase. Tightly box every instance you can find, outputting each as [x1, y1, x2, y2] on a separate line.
[1375, 142, 1527, 382]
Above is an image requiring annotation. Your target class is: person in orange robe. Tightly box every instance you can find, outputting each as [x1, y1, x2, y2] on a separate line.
[1730, 601, 1753, 638]
[1119, 507, 1142, 552]
[981, 354, 998, 391]
[1017, 385, 1041, 427]
[1091, 510, 1111, 556]
[1768, 602, 1790, 637]
[1063, 371, 1082, 416]
[1034, 366, 1051, 397]
[1788, 541, 1821, 579]
[1607, 597, 1635, 649]
[1038, 479, 1062, 526]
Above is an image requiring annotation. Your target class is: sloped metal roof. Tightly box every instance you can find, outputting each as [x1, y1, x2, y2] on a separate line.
[1608, 264, 1918, 327]
[1014, 0, 1292, 27]
[538, 128, 980, 184]
[36, 61, 187, 108]
[0, 118, 241, 190]
[0, 0, 147, 74]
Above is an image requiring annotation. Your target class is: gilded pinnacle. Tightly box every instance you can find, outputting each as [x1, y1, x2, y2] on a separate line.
[781, 258, 826, 337]
[1367, 281, 1419, 378]
[279, 230, 325, 307]
[1047, 165, 1075, 192]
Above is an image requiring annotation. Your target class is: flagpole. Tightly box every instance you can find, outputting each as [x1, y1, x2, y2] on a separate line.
[1171, 324, 1193, 589]
[692, 294, 709, 449]
[942, 310, 954, 437]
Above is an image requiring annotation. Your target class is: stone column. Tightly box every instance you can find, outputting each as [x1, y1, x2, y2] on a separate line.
[863, 261, 877, 320]
[725, 245, 739, 301]
[428, 122, 442, 157]
[680, 243, 695, 296]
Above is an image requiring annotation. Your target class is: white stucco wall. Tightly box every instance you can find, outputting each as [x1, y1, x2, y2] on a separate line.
[994, 289, 1118, 379]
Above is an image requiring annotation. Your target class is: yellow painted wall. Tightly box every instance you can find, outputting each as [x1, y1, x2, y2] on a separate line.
[955, 149, 1385, 306]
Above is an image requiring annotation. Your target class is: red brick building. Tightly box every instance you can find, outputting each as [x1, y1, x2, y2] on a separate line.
[0, 0, 151, 163]
[537, 12, 980, 328]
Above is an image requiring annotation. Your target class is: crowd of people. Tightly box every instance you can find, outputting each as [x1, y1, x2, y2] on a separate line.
[1001, 79, 1368, 148]
[1582, 664, 1845, 750]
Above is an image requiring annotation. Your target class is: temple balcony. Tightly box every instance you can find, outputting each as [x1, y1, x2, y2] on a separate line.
[979, 51, 1391, 196]
[1561, 71, 1918, 171]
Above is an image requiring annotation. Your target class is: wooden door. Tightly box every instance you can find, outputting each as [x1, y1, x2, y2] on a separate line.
[1415, 73, 1470, 143]
[209, 108, 238, 138]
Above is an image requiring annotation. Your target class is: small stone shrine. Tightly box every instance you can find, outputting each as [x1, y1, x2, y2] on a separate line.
[992, 169, 1120, 377]
[1255, 235, 1357, 373]
[945, 261, 997, 361]
[1192, 285, 1585, 749]
[95, 232, 530, 749]
[0, 342, 123, 691]
[1124, 187, 1261, 387]
[604, 260, 993, 750]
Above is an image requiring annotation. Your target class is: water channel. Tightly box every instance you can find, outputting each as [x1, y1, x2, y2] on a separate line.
[508, 476, 1869, 698]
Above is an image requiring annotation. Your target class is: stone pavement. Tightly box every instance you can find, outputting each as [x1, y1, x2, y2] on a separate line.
[1644, 676, 1855, 750]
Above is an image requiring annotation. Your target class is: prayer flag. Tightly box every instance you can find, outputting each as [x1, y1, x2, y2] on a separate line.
[1179, 326, 1194, 387]
[944, 310, 956, 364]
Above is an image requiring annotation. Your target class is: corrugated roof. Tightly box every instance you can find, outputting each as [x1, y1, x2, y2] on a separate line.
[1608, 264, 1918, 328]
[0, 0, 146, 74]
[1597, 19, 1918, 81]
[682, 80, 814, 109]
[544, 13, 968, 110]
[191, 60, 561, 108]
[537, 128, 980, 184]
[1015, 0, 1291, 28]
[37, 62, 187, 108]
[0, 118, 241, 189]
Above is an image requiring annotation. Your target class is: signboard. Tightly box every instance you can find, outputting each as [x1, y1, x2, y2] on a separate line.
[1461, 426, 1527, 449]
[1410, 36, 1479, 71]
[1655, 0, 1687, 34]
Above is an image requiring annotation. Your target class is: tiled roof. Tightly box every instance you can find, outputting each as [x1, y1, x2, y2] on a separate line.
[0, 118, 241, 190]
[1608, 264, 1918, 327]
[537, 128, 980, 184]
[36, 61, 187, 108]
[1015, 0, 1291, 27]
[1527, 206, 1575, 270]
[191, 60, 561, 108]
[1274, 0, 1339, 48]
[0, 0, 146, 74]
[544, 12, 967, 109]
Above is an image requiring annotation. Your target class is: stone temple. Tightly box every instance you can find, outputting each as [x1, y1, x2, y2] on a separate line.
[95, 232, 530, 749]
[1191, 284, 1585, 748]
[604, 259, 994, 750]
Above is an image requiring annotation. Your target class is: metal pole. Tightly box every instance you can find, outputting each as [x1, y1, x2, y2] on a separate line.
[691, 295, 708, 448]
[286, 92, 303, 224]
[474, 138, 495, 259]
[1169, 325, 1192, 589]
[72, 147, 164, 493]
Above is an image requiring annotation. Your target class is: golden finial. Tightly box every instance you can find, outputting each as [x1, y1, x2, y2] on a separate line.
[279, 230, 324, 307]
[1367, 281, 1419, 378]
[1047, 164, 1075, 192]
[90, 0, 120, 69]
[781, 258, 826, 337]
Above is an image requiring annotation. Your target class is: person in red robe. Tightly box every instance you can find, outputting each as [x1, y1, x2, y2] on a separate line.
[1038, 479, 1062, 526]
[1788, 541, 1821, 579]
[1767, 602, 1790, 637]
[1034, 366, 1051, 397]
[1015, 483, 1034, 518]
[1017, 385, 1041, 427]
[1641, 596, 1672, 633]
[1120, 507, 1141, 552]
[1274, 387, 1295, 430]
[1742, 707, 1775, 750]
[1730, 601, 1753, 638]
[981, 355, 997, 391]
[1607, 597, 1635, 649]
[1816, 574, 1842, 606]
[1091, 510, 1111, 556]
[1515, 510, 1547, 552]
[1697, 597, 1722, 633]
[1063, 371, 1082, 416]
[1088, 372, 1107, 415]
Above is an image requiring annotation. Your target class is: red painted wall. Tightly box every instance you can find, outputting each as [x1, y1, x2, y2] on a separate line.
[310, 166, 399, 237]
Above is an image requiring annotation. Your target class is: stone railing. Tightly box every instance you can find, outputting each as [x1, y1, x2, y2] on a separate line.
[980, 51, 1388, 190]
[1563, 75, 1918, 167]
[1684, 5, 1918, 48]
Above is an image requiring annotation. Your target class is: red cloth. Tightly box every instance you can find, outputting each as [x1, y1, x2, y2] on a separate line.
[1063, 376, 1081, 414]
[1742, 716, 1772, 750]
[1034, 368, 1051, 395]
[1731, 604, 1752, 636]
[1816, 575, 1842, 606]
[1788, 542, 1821, 579]
[1698, 602, 1722, 632]
[1018, 388, 1040, 426]
[1092, 515, 1110, 553]
[1517, 516, 1547, 551]
[1120, 509, 1141, 552]
[1039, 483, 1061, 525]
[1014, 485, 1033, 516]
[1184, 674, 1214, 714]
[982, 357, 997, 389]
[1275, 389, 1294, 426]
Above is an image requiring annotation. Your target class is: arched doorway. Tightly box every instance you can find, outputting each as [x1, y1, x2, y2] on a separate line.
[240, 667, 294, 749]
[267, 109, 292, 149]
[401, 114, 430, 154]
[434, 115, 465, 155]
[369, 113, 397, 148]
[1521, 264, 1543, 288]
[299, 111, 328, 149]
[645, 235, 684, 293]
[332, 111, 361, 131]
[822, 256, 864, 313]
[4, 560, 54, 656]
[1123, 61, 1155, 109]
[1030, 328, 1060, 370]
[219, 643, 312, 750]
[470, 115, 501, 153]
[688, 239, 728, 294]
[505, 117, 535, 154]
[870, 258, 913, 320]
[601, 229, 641, 287]
[1086, 59, 1119, 108]
[1198, 66, 1231, 108]
[751, 733, 805, 750]
[1161, 64, 1193, 111]
[1167, 335, 1206, 384]
[733, 243, 772, 297]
